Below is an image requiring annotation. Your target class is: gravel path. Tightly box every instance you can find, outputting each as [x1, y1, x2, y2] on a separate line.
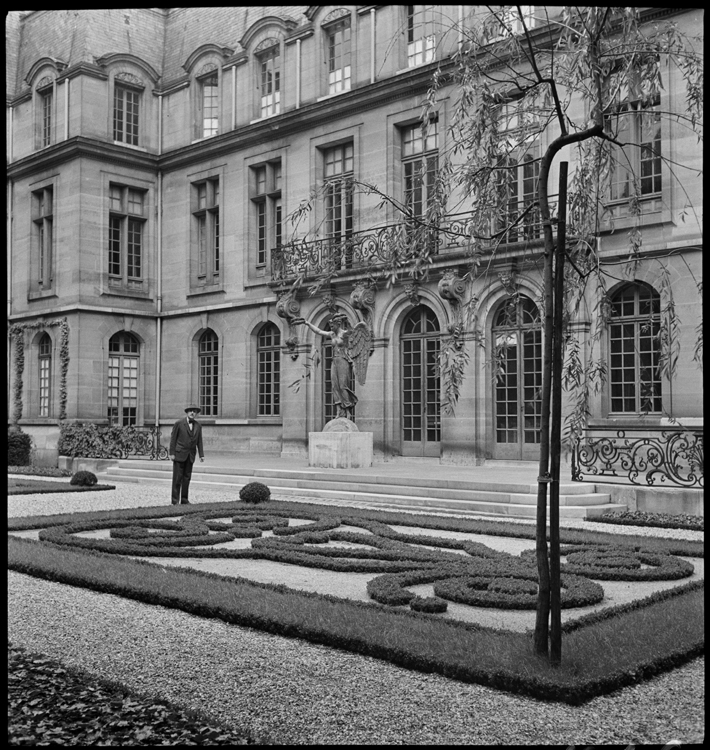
[7, 483, 706, 745]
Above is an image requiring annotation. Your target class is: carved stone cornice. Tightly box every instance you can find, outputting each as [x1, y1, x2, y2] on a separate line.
[7, 136, 157, 181]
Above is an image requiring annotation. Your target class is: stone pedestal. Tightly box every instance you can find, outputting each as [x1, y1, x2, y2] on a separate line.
[308, 431, 373, 468]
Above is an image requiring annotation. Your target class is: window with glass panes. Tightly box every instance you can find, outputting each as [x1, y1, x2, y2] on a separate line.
[39, 86, 53, 147]
[33, 186, 54, 289]
[608, 98, 662, 201]
[402, 120, 438, 242]
[257, 323, 281, 416]
[258, 45, 281, 117]
[327, 17, 351, 94]
[407, 5, 435, 67]
[39, 334, 52, 418]
[251, 161, 282, 268]
[113, 84, 140, 145]
[608, 284, 662, 414]
[200, 72, 219, 137]
[493, 101, 541, 242]
[497, 6, 536, 37]
[193, 178, 220, 282]
[109, 184, 145, 289]
[108, 332, 139, 426]
[492, 296, 542, 446]
[324, 144, 354, 268]
[199, 330, 219, 416]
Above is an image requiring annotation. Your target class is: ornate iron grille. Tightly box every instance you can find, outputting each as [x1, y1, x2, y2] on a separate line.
[271, 199, 551, 283]
[60, 425, 170, 460]
[572, 427, 703, 489]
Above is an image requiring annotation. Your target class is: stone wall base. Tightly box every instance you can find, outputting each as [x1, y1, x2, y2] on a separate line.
[603, 484, 703, 516]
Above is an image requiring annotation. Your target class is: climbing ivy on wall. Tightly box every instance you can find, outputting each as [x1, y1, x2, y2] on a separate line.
[8, 318, 70, 423]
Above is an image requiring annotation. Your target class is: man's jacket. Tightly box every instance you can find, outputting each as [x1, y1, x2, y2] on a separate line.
[169, 417, 204, 462]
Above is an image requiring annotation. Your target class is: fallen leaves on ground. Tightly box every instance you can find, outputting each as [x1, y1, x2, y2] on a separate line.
[8, 643, 262, 745]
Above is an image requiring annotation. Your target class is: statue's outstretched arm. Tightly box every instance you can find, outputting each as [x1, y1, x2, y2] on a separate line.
[293, 318, 329, 337]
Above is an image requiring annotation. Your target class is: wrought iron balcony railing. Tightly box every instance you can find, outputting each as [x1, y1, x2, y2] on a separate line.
[271, 199, 550, 282]
[571, 426, 703, 489]
[59, 424, 170, 460]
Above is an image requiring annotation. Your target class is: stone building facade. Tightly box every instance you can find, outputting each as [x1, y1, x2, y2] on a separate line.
[7, 7, 703, 474]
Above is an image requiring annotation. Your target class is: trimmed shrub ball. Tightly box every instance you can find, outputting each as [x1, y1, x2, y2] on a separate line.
[70, 470, 98, 487]
[239, 481, 271, 504]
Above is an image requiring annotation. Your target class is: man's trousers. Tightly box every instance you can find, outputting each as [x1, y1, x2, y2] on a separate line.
[171, 457, 194, 504]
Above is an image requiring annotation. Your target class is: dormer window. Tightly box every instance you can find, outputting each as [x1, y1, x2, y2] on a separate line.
[113, 74, 143, 146]
[37, 78, 54, 148]
[256, 42, 281, 118]
[198, 65, 219, 138]
[325, 14, 352, 95]
[407, 5, 435, 68]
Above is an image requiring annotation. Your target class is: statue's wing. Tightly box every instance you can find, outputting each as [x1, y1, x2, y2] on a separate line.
[348, 322, 372, 386]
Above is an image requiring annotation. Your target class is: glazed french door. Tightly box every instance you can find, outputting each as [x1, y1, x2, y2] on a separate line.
[401, 306, 441, 456]
[493, 296, 542, 460]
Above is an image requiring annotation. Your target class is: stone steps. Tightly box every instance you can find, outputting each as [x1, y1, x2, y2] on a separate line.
[97, 460, 626, 520]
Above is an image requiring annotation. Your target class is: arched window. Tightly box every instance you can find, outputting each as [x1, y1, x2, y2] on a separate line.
[400, 305, 440, 455]
[199, 330, 219, 416]
[38, 333, 52, 417]
[257, 323, 281, 416]
[108, 332, 139, 425]
[608, 284, 661, 414]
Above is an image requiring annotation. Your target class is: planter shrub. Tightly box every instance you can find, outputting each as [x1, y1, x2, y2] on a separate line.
[8, 429, 32, 467]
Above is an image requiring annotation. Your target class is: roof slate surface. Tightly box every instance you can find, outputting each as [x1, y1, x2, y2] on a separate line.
[7, 7, 311, 96]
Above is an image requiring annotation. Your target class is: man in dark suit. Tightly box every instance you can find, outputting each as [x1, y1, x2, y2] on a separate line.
[169, 405, 205, 505]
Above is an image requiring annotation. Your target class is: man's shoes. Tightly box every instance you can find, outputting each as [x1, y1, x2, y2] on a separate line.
[180, 499, 190, 504]
[171, 500, 179, 505]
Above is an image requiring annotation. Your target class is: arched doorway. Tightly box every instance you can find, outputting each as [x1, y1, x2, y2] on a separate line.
[400, 306, 441, 456]
[492, 295, 542, 460]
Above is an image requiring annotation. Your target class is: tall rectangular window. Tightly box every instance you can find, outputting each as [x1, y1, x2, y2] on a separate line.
[200, 73, 219, 137]
[324, 144, 354, 268]
[402, 120, 438, 219]
[257, 323, 281, 416]
[251, 161, 282, 269]
[113, 85, 140, 145]
[608, 99, 662, 202]
[199, 330, 219, 416]
[609, 285, 662, 414]
[193, 178, 220, 282]
[407, 5, 435, 67]
[107, 333, 139, 426]
[258, 46, 281, 117]
[493, 101, 541, 242]
[108, 184, 146, 289]
[38, 334, 52, 418]
[40, 88, 53, 147]
[327, 18, 351, 94]
[33, 186, 54, 289]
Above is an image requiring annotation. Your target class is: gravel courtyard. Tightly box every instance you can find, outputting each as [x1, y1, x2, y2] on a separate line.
[7, 482, 705, 745]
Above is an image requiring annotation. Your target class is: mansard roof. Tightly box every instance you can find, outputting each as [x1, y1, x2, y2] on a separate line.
[6, 7, 311, 98]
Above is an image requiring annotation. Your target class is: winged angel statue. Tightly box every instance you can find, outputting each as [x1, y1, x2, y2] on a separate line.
[294, 313, 371, 421]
